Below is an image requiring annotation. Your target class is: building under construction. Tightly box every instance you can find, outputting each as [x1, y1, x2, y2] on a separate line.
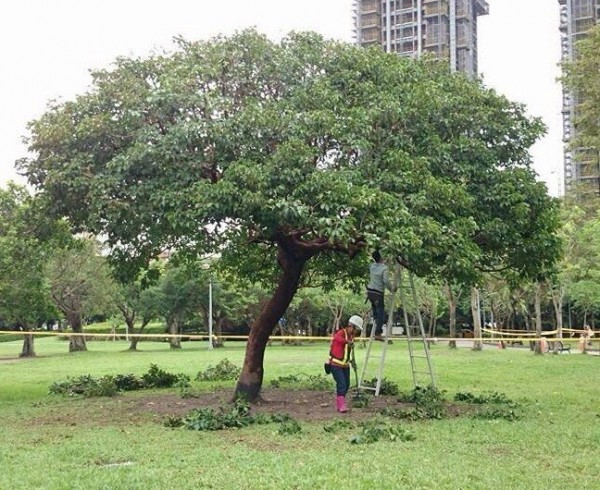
[353, 0, 489, 77]
[559, 0, 600, 194]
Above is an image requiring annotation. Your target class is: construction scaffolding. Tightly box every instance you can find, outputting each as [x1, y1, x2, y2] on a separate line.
[353, 0, 489, 77]
[558, 0, 600, 194]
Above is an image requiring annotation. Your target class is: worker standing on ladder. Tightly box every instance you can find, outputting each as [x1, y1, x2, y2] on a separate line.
[326, 315, 363, 413]
[366, 250, 393, 341]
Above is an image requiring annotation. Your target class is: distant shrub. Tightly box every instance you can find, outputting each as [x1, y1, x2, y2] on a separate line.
[113, 374, 145, 391]
[323, 419, 354, 433]
[350, 417, 415, 444]
[388, 385, 447, 420]
[49, 364, 188, 397]
[454, 391, 513, 405]
[195, 359, 241, 381]
[361, 377, 399, 396]
[351, 395, 370, 408]
[49, 374, 118, 398]
[472, 405, 521, 421]
[277, 419, 303, 435]
[142, 364, 189, 388]
[453, 390, 521, 421]
[269, 373, 330, 390]
[173, 399, 296, 432]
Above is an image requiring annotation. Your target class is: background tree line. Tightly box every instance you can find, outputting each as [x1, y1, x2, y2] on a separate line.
[2, 180, 600, 357]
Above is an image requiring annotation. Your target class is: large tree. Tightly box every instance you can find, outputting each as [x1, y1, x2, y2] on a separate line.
[46, 239, 117, 352]
[0, 184, 59, 357]
[565, 212, 600, 326]
[111, 260, 164, 351]
[155, 263, 206, 349]
[20, 30, 560, 400]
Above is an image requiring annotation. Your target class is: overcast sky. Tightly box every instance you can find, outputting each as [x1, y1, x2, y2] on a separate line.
[0, 0, 562, 195]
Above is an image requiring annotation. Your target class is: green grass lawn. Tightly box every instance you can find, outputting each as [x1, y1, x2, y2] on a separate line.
[1, 337, 599, 489]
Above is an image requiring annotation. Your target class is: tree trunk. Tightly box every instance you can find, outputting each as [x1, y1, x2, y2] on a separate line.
[235, 245, 306, 402]
[169, 317, 181, 349]
[128, 319, 150, 351]
[122, 312, 135, 344]
[329, 303, 343, 332]
[549, 280, 564, 354]
[215, 317, 224, 338]
[444, 282, 458, 349]
[489, 303, 501, 348]
[534, 281, 544, 355]
[68, 313, 87, 352]
[428, 311, 436, 338]
[471, 287, 483, 351]
[20, 332, 35, 358]
[307, 318, 314, 342]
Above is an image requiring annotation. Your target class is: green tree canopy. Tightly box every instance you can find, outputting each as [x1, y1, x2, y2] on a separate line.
[19, 30, 560, 399]
[155, 263, 206, 349]
[559, 202, 600, 324]
[0, 184, 65, 356]
[46, 238, 117, 352]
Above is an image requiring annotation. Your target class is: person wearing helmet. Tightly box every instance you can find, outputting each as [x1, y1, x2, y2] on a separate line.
[326, 315, 363, 413]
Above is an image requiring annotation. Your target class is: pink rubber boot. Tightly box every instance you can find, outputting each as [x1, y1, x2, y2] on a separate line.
[336, 395, 348, 413]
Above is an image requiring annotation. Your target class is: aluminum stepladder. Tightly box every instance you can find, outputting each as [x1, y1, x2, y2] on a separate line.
[357, 262, 401, 396]
[399, 267, 436, 389]
[358, 263, 436, 395]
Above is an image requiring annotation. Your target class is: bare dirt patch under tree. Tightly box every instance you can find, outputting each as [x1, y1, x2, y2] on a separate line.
[132, 389, 404, 422]
[29, 388, 476, 429]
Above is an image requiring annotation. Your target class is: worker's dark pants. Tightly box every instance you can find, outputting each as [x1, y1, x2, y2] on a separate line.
[330, 365, 350, 396]
[368, 290, 385, 336]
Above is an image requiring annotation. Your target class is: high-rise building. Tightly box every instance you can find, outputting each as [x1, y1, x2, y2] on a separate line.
[353, 0, 489, 77]
[558, 0, 600, 193]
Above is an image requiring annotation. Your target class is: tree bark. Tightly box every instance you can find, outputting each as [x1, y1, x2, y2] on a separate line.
[307, 318, 314, 342]
[444, 282, 458, 349]
[120, 308, 135, 347]
[428, 307, 436, 338]
[549, 280, 564, 354]
[234, 242, 307, 401]
[234, 230, 363, 402]
[20, 332, 35, 358]
[67, 312, 87, 352]
[471, 287, 483, 351]
[534, 281, 544, 355]
[327, 299, 343, 333]
[128, 319, 150, 351]
[169, 317, 181, 349]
